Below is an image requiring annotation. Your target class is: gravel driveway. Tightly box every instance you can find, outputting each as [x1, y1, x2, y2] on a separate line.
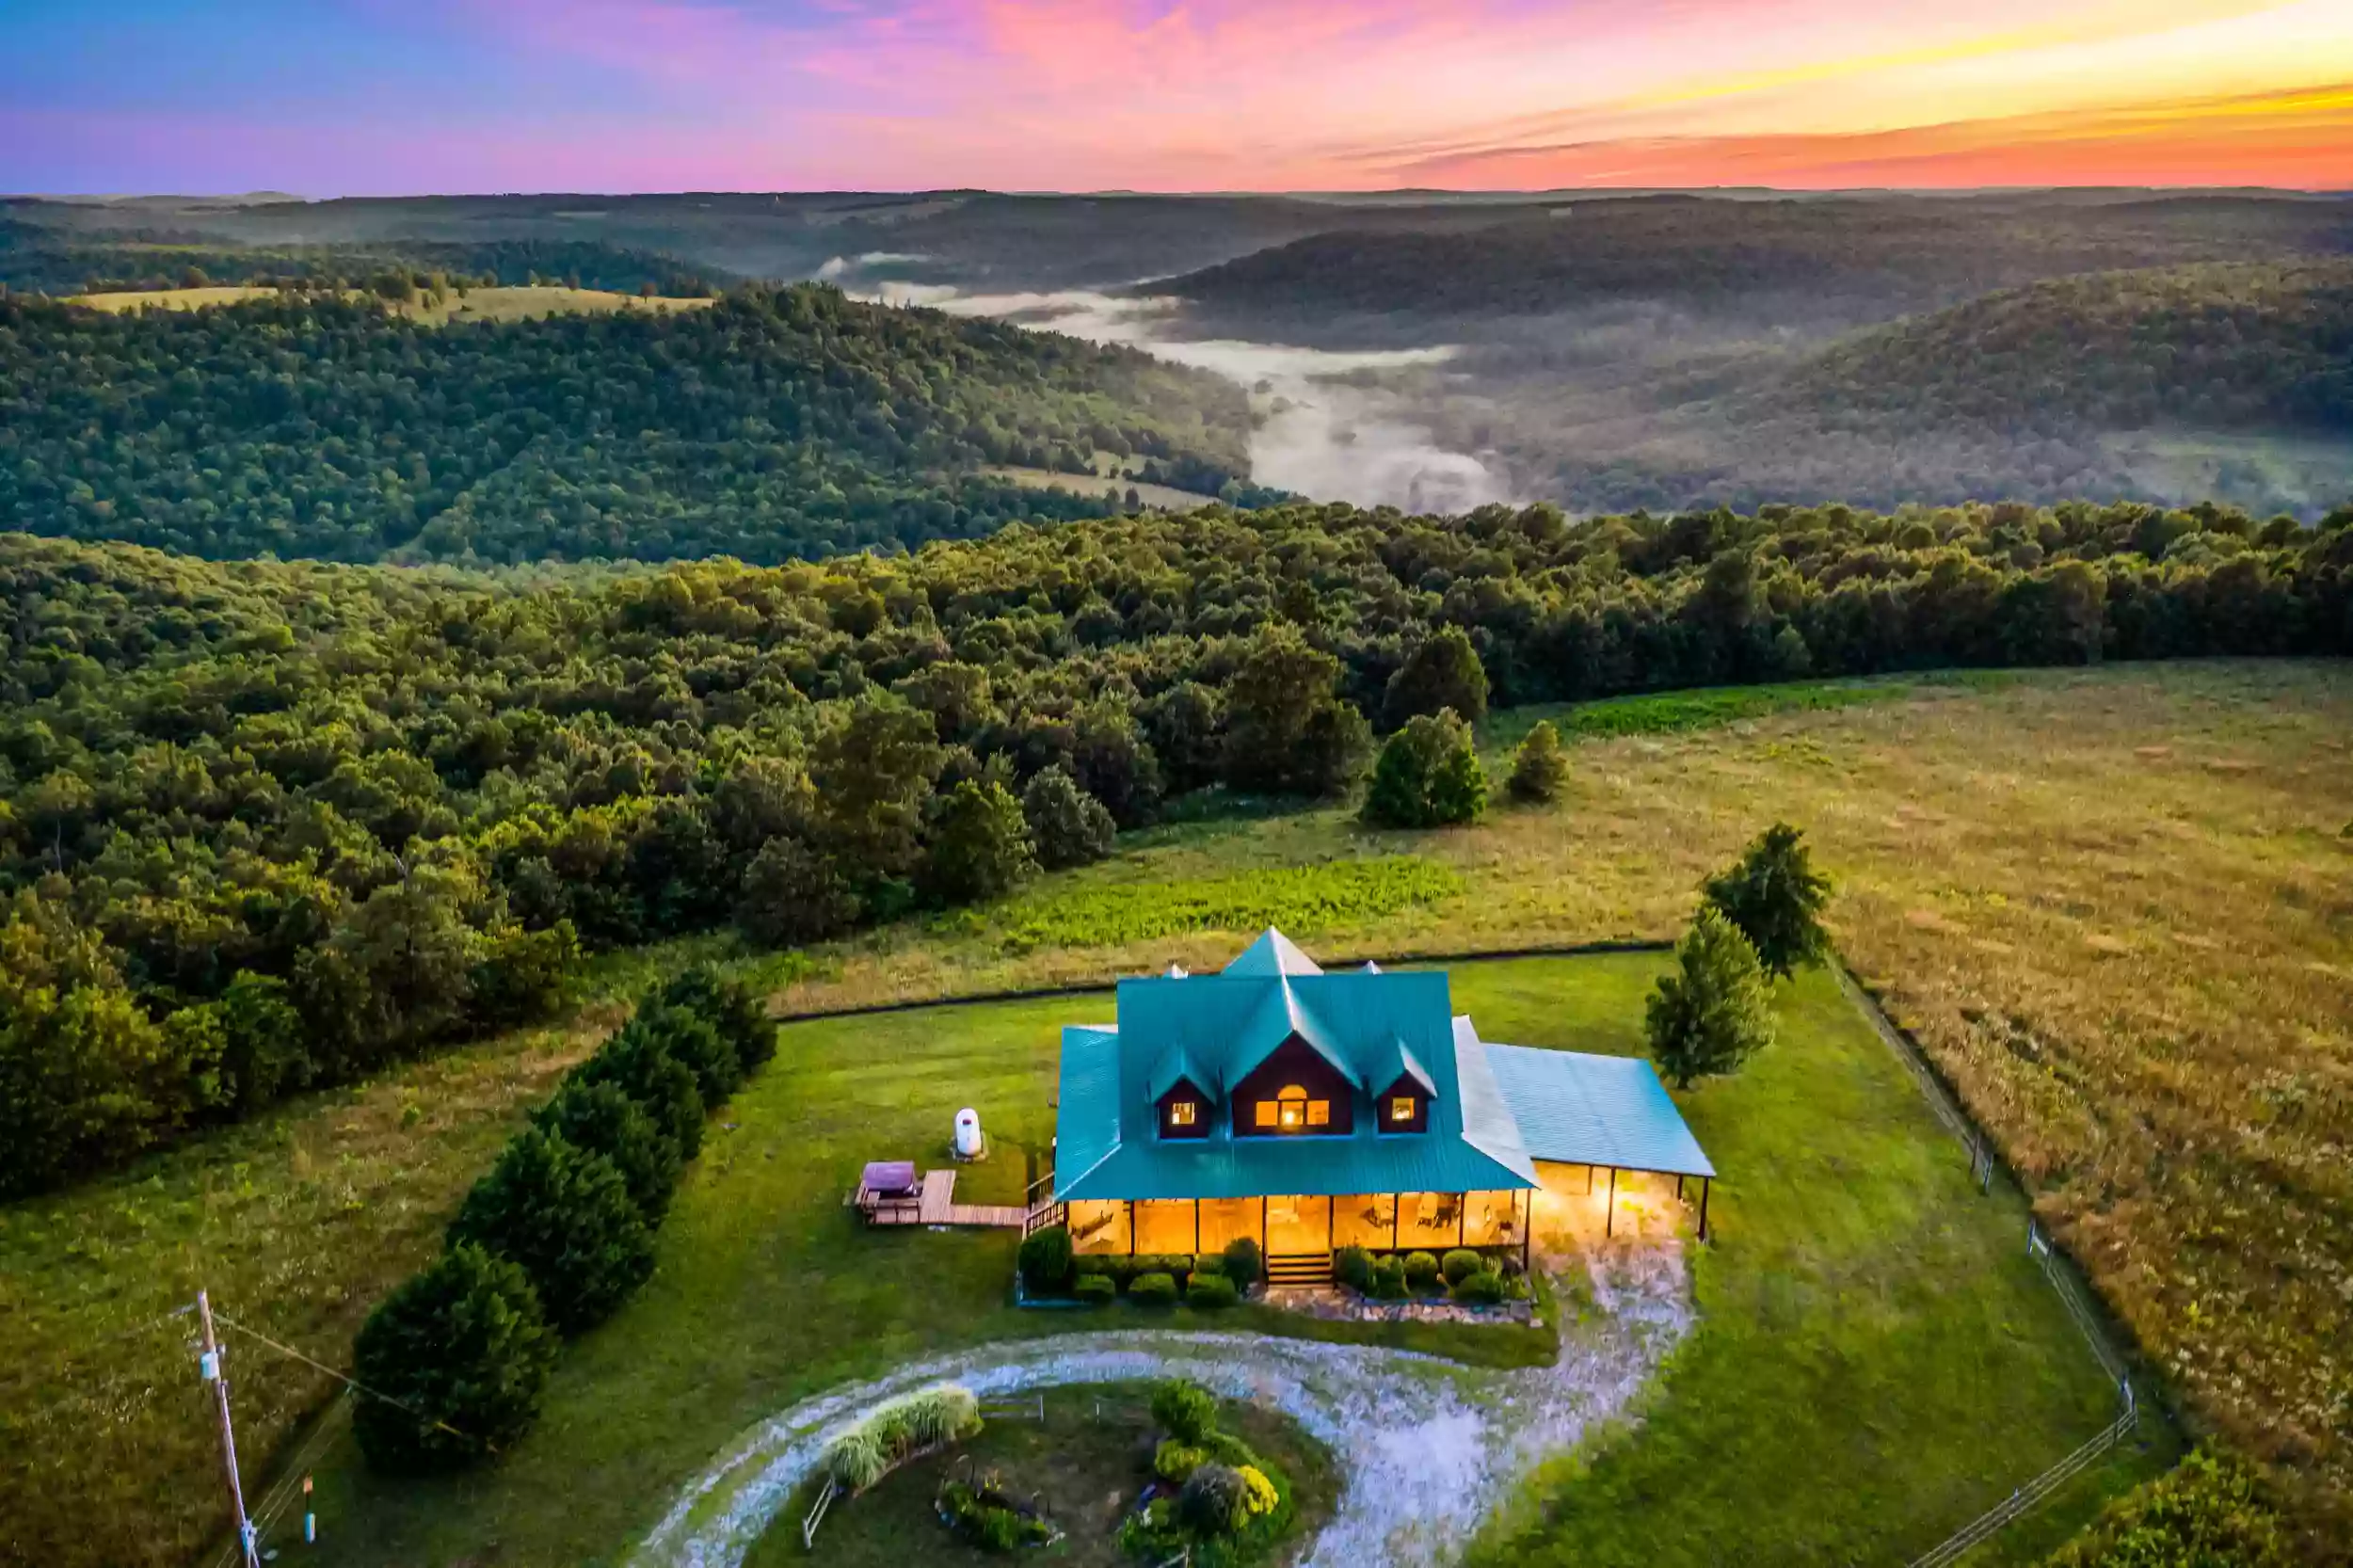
[632, 1244, 1691, 1568]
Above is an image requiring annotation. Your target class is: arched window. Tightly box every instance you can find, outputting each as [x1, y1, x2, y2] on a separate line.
[1260, 1083, 1329, 1131]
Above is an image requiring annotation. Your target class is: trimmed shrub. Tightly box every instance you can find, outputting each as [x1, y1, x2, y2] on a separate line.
[1440, 1248, 1485, 1287]
[1156, 1439, 1208, 1482]
[1449, 1270, 1508, 1305]
[1130, 1271, 1178, 1306]
[351, 1243, 556, 1475]
[1178, 1462, 1250, 1537]
[570, 1026, 705, 1160]
[1403, 1250, 1442, 1289]
[1074, 1273, 1116, 1305]
[446, 1128, 657, 1336]
[1370, 1256, 1408, 1299]
[1186, 1272, 1240, 1309]
[1074, 1254, 1112, 1278]
[532, 1079, 680, 1224]
[1335, 1245, 1374, 1293]
[1190, 1253, 1226, 1277]
[1018, 1224, 1075, 1293]
[1151, 1380, 1219, 1445]
[1236, 1464, 1280, 1520]
[1221, 1235, 1262, 1288]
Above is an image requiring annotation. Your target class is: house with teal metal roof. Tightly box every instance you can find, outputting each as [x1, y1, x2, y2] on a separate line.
[1048, 930, 1715, 1280]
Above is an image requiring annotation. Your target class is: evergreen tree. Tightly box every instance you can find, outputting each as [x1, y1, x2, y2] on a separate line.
[1383, 625, 1490, 728]
[657, 967, 777, 1074]
[351, 1242, 556, 1475]
[446, 1128, 657, 1335]
[1021, 765, 1117, 869]
[568, 1027, 706, 1161]
[532, 1080, 680, 1224]
[1507, 720, 1570, 804]
[924, 780, 1036, 904]
[1701, 823, 1833, 980]
[1645, 906, 1775, 1088]
[1362, 711, 1487, 828]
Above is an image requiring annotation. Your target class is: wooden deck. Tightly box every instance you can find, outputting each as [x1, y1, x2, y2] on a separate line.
[858, 1168, 1027, 1229]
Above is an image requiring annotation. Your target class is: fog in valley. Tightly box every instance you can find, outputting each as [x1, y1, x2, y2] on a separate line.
[857, 277, 1514, 511]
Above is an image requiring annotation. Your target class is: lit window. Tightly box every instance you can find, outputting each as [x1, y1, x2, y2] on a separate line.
[1390, 1096, 1417, 1123]
[1168, 1100, 1196, 1128]
[1255, 1101, 1277, 1128]
[1275, 1085, 1308, 1131]
[1307, 1099, 1330, 1127]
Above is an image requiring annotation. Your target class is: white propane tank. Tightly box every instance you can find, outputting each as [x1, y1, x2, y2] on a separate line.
[953, 1107, 984, 1160]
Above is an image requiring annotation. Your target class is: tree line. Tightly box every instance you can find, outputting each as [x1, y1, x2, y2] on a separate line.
[0, 218, 728, 300]
[0, 494, 2347, 1195]
[0, 284, 1256, 564]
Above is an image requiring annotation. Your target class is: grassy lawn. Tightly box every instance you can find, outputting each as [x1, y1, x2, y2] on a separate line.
[297, 987, 1546, 1565]
[8, 661, 2344, 1564]
[280, 953, 2145, 1566]
[745, 1383, 1337, 1568]
[1446, 958, 2175, 1568]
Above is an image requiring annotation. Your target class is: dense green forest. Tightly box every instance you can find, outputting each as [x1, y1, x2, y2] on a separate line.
[1781, 261, 2353, 435]
[1161, 197, 2353, 326]
[0, 286, 1258, 564]
[4, 497, 2348, 1194]
[0, 215, 728, 298]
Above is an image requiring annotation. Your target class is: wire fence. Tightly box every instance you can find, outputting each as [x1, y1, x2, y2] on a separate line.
[1830, 960, 2147, 1568]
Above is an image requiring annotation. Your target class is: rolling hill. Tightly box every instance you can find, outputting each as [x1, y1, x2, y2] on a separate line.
[1160, 195, 2353, 330]
[1779, 260, 2353, 436]
[0, 284, 1255, 564]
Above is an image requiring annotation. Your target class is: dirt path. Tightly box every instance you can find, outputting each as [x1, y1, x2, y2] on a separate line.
[632, 1245, 1691, 1568]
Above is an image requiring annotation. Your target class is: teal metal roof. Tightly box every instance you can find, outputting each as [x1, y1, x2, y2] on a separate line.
[1481, 1039, 1716, 1178]
[1052, 930, 1536, 1203]
[1146, 1042, 1212, 1103]
[1365, 1033, 1435, 1096]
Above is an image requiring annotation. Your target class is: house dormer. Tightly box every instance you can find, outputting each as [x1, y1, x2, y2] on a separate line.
[1369, 1033, 1436, 1133]
[1232, 1032, 1357, 1136]
[1147, 1044, 1215, 1140]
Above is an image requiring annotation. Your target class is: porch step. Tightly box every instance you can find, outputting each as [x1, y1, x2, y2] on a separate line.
[1263, 1252, 1333, 1288]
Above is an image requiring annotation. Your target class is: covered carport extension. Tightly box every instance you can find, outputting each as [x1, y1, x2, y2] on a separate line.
[1481, 1042, 1718, 1241]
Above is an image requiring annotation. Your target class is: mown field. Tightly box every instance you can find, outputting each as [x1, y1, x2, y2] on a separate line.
[2, 659, 2345, 1564]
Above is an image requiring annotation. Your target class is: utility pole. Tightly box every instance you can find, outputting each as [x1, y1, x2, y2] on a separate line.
[196, 1289, 261, 1568]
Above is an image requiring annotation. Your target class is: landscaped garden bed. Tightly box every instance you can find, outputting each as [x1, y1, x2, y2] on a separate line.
[754, 1380, 1334, 1568]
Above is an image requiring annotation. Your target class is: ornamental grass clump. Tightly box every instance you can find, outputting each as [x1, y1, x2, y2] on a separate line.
[825, 1383, 981, 1493]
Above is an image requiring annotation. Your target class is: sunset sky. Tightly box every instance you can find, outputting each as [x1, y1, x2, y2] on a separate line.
[3, 0, 2349, 194]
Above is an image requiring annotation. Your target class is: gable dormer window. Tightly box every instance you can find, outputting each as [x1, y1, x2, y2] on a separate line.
[1388, 1095, 1417, 1125]
[1169, 1100, 1196, 1128]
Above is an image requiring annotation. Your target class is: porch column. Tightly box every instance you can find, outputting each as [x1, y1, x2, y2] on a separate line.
[1698, 1178, 1711, 1242]
[1456, 1194, 1466, 1247]
[1519, 1189, 1530, 1274]
[1193, 1202, 1201, 1255]
[1127, 1200, 1135, 1257]
[1605, 1167, 1617, 1239]
[1261, 1195, 1269, 1253]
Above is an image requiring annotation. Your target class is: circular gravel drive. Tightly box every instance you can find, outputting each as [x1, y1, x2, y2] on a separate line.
[632, 1245, 1691, 1568]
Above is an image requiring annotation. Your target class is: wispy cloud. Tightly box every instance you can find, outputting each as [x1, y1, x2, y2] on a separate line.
[3, 0, 2347, 192]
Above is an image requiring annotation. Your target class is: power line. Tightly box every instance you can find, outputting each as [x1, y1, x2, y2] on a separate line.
[211, 1307, 479, 1446]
